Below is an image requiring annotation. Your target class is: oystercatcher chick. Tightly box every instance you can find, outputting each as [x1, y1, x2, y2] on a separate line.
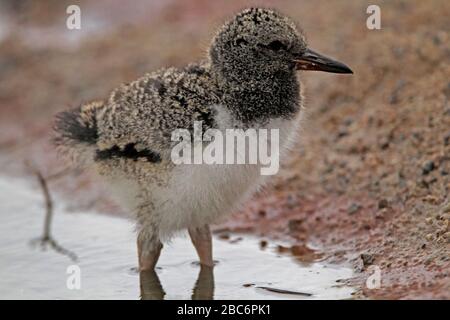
[54, 8, 352, 270]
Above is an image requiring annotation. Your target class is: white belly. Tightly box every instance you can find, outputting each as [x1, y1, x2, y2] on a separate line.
[101, 105, 303, 239]
[155, 109, 303, 238]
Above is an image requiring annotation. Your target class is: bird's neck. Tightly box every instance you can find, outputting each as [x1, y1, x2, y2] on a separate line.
[212, 68, 301, 125]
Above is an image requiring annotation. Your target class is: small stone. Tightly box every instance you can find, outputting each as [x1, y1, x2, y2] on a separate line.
[378, 199, 389, 209]
[360, 253, 374, 267]
[425, 233, 434, 241]
[422, 161, 436, 175]
[259, 240, 268, 249]
[425, 217, 433, 225]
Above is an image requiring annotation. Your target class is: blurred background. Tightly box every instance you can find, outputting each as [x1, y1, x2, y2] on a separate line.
[0, 0, 449, 299]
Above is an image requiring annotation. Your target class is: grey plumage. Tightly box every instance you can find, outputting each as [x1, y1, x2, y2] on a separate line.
[209, 8, 305, 123]
[53, 8, 351, 269]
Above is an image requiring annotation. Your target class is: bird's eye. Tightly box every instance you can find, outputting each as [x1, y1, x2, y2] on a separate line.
[267, 40, 286, 51]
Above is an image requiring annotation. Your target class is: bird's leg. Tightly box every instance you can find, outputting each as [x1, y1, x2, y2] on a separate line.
[188, 225, 214, 267]
[137, 230, 163, 271]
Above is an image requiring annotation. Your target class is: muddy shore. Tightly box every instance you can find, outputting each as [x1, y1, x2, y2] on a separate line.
[0, 0, 448, 299]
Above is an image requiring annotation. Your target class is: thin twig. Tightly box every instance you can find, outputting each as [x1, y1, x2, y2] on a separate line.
[35, 169, 52, 240]
[256, 286, 313, 297]
[25, 161, 78, 262]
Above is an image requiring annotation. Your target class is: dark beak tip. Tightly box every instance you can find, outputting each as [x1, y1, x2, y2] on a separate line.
[342, 66, 354, 74]
[329, 61, 353, 75]
[295, 48, 354, 75]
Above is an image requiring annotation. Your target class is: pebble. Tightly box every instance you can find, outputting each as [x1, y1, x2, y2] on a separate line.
[360, 253, 374, 267]
[422, 161, 436, 175]
[259, 240, 268, 249]
[378, 199, 389, 209]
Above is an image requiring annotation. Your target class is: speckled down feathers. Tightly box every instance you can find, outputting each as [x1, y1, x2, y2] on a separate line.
[96, 62, 220, 159]
[53, 7, 306, 248]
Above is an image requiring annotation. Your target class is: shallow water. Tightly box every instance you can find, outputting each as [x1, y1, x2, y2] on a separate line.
[0, 177, 354, 299]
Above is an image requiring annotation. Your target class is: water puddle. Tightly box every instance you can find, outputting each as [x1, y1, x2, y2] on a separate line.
[0, 177, 354, 299]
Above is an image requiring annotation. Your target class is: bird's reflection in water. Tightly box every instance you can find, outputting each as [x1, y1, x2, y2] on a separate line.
[191, 266, 214, 300]
[139, 266, 214, 300]
[139, 269, 166, 300]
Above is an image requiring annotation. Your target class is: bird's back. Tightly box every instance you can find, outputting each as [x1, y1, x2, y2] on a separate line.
[54, 61, 220, 167]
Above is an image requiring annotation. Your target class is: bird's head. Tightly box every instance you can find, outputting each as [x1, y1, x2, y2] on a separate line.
[210, 8, 352, 82]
